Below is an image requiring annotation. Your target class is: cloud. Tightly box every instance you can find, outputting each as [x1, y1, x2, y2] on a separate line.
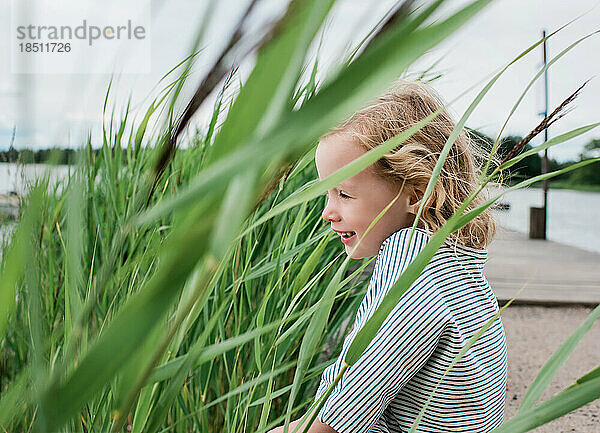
[64, 111, 101, 123]
[0, 112, 13, 129]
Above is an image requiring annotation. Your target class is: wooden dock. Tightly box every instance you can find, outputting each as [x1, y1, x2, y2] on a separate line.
[486, 227, 600, 306]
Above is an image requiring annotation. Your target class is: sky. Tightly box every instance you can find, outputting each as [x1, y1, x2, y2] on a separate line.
[0, 0, 599, 162]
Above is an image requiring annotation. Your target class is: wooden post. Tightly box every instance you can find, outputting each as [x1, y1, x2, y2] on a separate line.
[530, 30, 549, 240]
[529, 207, 546, 239]
[541, 29, 549, 240]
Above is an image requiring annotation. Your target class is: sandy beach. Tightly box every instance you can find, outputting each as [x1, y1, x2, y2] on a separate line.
[502, 305, 600, 432]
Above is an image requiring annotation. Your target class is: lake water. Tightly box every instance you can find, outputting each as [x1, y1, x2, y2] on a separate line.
[492, 187, 600, 253]
[0, 163, 71, 195]
[2, 163, 600, 253]
[0, 163, 72, 248]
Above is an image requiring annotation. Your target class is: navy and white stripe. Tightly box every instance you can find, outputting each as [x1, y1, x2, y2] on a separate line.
[315, 227, 507, 433]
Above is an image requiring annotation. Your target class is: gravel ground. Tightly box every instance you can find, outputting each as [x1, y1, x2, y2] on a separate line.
[502, 305, 600, 432]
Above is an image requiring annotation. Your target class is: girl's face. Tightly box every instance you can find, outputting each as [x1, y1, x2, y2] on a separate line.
[315, 133, 415, 259]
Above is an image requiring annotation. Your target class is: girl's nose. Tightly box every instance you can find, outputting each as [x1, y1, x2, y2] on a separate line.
[322, 201, 341, 222]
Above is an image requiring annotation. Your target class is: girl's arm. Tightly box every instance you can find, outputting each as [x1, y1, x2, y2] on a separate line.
[268, 417, 338, 433]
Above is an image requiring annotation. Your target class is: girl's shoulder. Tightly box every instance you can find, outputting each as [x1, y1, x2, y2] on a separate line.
[378, 226, 488, 261]
[373, 226, 488, 289]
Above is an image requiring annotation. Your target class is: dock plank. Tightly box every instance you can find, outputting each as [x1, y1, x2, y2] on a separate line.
[486, 227, 600, 306]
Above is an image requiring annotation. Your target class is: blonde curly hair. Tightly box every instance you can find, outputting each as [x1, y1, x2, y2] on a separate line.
[322, 80, 495, 249]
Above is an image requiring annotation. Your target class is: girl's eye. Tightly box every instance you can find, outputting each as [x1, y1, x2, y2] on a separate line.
[339, 191, 351, 199]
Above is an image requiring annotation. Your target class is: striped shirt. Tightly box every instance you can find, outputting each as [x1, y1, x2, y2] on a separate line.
[316, 227, 507, 433]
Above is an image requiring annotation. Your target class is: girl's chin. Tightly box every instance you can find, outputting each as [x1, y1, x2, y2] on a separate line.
[344, 245, 357, 258]
[344, 245, 376, 259]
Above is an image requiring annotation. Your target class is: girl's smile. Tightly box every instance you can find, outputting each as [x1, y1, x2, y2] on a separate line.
[332, 229, 356, 245]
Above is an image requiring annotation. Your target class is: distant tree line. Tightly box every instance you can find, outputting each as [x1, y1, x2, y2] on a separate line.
[469, 131, 600, 189]
[0, 147, 77, 165]
[2, 134, 599, 188]
[0, 147, 129, 165]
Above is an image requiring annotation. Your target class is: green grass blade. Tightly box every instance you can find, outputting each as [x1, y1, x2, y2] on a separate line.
[258, 360, 276, 431]
[287, 146, 317, 180]
[210, 169, 258, 258]
[0, 186, 43, 341]
[570, 365, 600, 388]
[63, 175, 85, 346]
[491, 376, 600, 433]
[485, 157, 600, 211]
[40, 218, 215, 431]
[248, 360, 335, 408]
[207, 0, 335, 165]
[143, 295, 230, 432]
[283, 256, 349, 432]
[208, 0, 335, 256]
[290, 228, 330, 295]
[241, 228, 328, 281]
[148, 311, 303, 384]
[0, 367, 31, 430]
[134, 99, 158, 152]
[294, 364, 350, 433]
[131, 383, 158, 433]
[205, 361, 296, 411]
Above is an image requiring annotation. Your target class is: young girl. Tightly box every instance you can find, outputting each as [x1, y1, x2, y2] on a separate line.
[270, 81, 507, 433]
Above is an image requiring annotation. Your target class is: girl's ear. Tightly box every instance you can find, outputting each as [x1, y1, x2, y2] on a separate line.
[407, 188, 423, 215]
